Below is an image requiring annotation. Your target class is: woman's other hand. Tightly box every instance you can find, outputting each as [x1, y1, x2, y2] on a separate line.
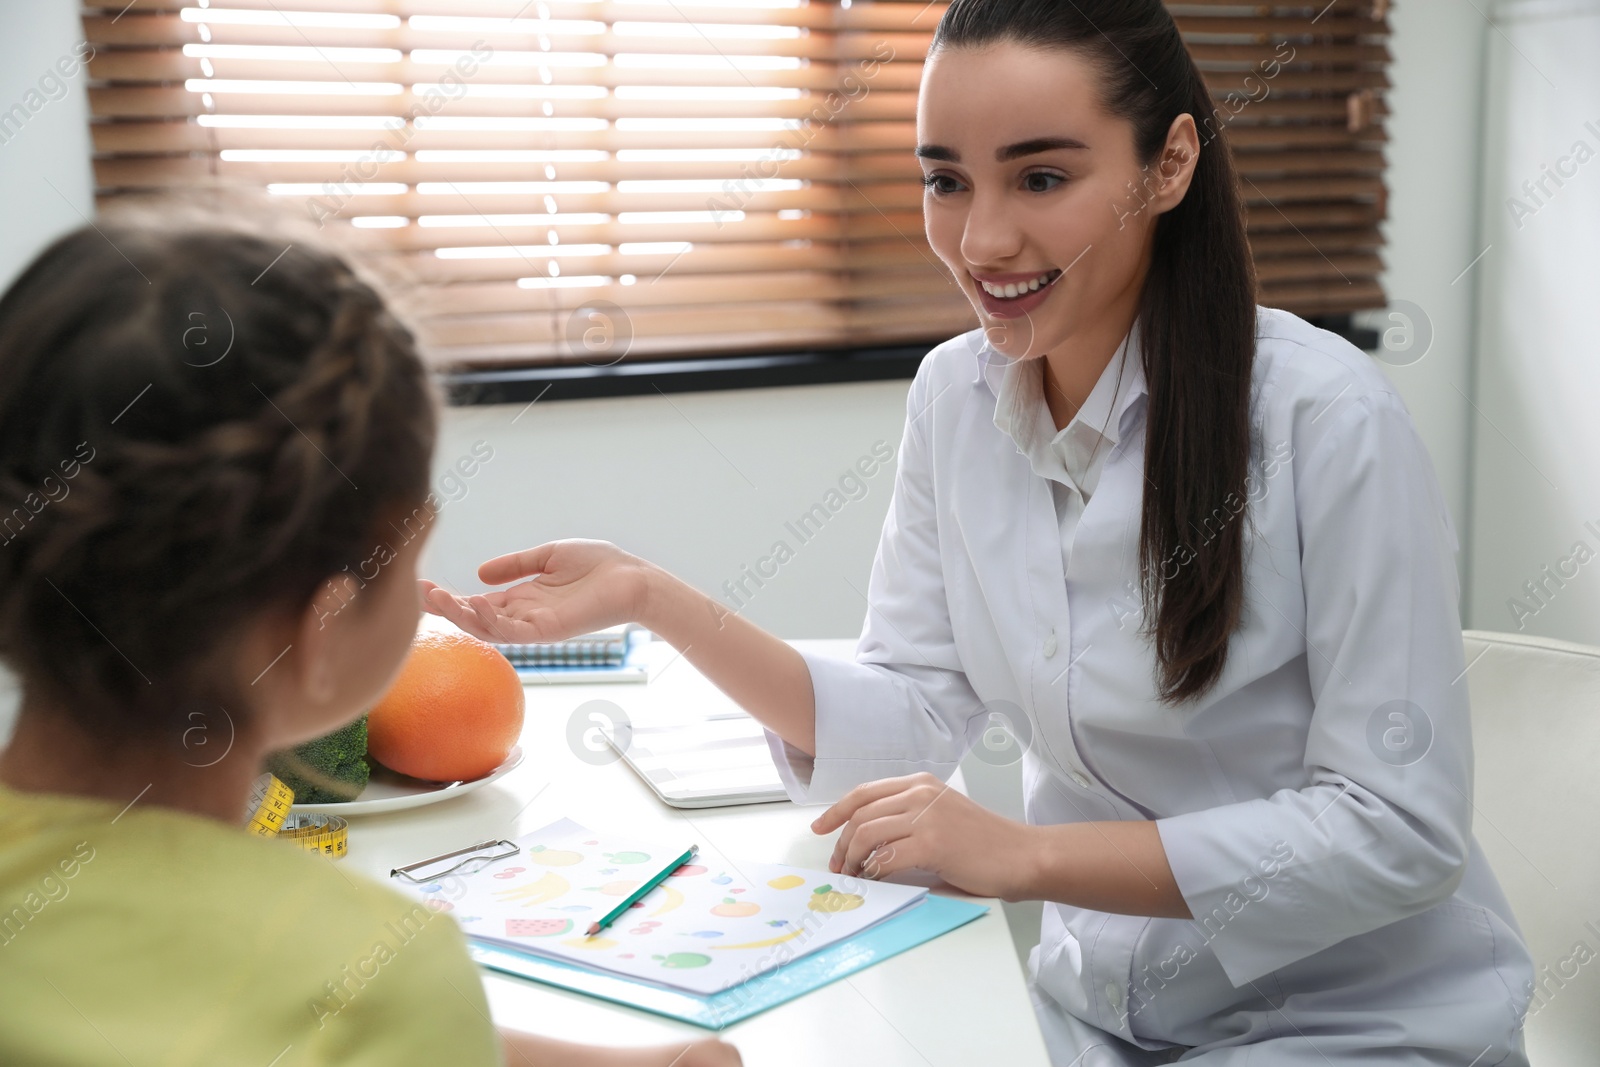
[811, 772, 1039, 902]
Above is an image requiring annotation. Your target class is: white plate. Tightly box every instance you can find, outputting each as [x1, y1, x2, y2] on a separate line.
[289, 746, 525, 816]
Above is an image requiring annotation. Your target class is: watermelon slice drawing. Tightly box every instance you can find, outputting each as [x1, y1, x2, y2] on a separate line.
[505, 918, 573, 938]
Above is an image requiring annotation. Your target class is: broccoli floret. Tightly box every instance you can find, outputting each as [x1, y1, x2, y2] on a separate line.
[265, 714, 369, 804]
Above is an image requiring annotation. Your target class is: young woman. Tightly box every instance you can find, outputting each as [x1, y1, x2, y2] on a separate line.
[0, 222, 738, 1067]
[424, 2, 1534, 1063]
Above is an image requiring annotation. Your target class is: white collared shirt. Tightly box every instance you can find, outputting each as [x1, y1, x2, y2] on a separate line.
[992, 326, 1144, 587]
[766, 308, 1533, 1061]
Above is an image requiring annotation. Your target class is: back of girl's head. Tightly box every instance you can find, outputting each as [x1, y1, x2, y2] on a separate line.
[0, 219, 437, 741]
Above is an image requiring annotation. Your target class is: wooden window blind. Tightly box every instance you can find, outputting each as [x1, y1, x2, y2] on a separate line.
[82, 0, 1390, 369]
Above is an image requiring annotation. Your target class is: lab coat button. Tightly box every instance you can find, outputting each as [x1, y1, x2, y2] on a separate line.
[1105, 982, 1123, 1010]
[1043, 630, 1058, 658]
[1070, 768, 1092, 788]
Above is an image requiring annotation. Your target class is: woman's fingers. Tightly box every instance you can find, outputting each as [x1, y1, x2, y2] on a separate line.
[422, 582, 521, 627]
[812, 773, 942, 835]
[417, 578, 442, 612]
[827, 794, 915, 871]
[421, 583, 465, 620]
[812, 775, 919, 834]
[468, 592, 544, 644]
[422, 586, 504, 642]
[478, 542, 560, 586]
[838, 814, 914, 877]
[858, 838, 919, 880]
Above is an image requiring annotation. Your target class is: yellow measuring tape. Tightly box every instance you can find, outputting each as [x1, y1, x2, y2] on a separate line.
[244, 773, 349, 860]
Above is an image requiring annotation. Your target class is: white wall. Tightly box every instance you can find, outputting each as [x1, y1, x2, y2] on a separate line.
[0, 0, 98, 740]
[1467, 0, 1600, 642]
[427, 382, 909, 639]
[1357, 0, 1491, 597]
[0, 1, 95, 290]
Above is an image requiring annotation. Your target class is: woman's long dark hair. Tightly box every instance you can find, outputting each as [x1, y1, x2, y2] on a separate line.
[933, 0, 1258, 705]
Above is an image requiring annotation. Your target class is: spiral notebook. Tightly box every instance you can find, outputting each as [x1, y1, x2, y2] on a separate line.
[496, 624, 635, 667]
[496, 625, 648, 684]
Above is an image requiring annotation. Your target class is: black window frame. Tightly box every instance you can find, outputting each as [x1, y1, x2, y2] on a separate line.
[443, 314, 1379, 405]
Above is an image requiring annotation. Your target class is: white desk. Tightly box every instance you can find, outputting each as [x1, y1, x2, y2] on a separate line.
[343, 639, 1051, 1066]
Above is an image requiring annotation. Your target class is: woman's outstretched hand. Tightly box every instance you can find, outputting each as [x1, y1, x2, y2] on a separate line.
[424, 537, 821, 756]
[419, 539, 654, 645]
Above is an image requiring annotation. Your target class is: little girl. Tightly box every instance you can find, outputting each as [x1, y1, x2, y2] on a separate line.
[0, 219, 738, 1067]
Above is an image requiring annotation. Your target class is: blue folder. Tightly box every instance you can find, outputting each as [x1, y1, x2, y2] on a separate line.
[467, 893, 989, 1030]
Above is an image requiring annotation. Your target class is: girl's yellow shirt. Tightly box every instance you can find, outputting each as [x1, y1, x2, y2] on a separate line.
[0, 780, 503, 1067]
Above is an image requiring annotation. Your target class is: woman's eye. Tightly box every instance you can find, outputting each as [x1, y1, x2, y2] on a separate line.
[1023, 172, 1066, 193]
[921, 174, 961, 196]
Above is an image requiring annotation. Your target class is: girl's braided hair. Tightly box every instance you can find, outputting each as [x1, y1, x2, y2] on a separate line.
[0, 219, 437, 741]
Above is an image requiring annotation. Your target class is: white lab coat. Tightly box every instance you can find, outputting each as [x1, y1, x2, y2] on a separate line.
[765, 308, 1534, 1065]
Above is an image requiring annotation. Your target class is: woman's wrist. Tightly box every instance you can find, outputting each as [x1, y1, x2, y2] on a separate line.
[632, 558, 673, 634]
[633, 559, 705, 644]
[1004, 819, 1191, 918]
[1008, 821, 1065, 903]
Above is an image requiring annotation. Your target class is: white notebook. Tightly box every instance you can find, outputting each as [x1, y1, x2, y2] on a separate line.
[612, 712, 789, 808]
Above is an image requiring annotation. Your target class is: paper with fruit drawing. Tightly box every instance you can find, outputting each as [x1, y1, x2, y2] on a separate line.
[397, 818, 929, 995]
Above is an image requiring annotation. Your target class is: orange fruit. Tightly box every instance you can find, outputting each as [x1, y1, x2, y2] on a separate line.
[367, 628, 525, 782]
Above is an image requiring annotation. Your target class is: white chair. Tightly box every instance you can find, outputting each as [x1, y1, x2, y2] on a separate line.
[1462, 629, 1600, 1066]
[973, 629, 1600, 1063]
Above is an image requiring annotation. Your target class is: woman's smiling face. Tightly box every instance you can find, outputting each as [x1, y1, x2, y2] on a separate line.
[917, 40, 1196, 361]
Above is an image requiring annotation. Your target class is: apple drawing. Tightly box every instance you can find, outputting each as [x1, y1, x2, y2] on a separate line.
[654, 952, 712, 969]
[605, 851, 652, 864]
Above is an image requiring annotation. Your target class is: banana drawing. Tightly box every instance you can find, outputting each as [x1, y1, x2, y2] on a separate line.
[710, 926, 808, 951]
[648, 884, 685, 917]
[492, 871, 571, 907]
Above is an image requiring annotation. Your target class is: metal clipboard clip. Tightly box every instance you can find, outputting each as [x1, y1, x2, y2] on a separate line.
[389, 839, 520, 883]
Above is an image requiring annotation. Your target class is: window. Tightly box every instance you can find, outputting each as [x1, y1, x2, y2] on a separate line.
[83, 1, 1390, 371]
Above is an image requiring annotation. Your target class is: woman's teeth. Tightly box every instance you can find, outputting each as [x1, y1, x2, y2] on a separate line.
[979, 269, 1062, 299]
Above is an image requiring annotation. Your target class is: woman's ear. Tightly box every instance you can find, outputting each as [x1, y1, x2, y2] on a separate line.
[1149, 113, 1201, 216]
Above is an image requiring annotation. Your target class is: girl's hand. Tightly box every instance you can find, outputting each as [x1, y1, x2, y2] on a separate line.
[652, 1039, 742, 1067]
[812, 772, 1039, 902]
[499, 1028, 741, 1067]
[420, 539, 655, 645]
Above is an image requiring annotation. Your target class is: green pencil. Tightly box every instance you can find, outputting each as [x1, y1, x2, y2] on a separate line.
[585, 844, 699, 936]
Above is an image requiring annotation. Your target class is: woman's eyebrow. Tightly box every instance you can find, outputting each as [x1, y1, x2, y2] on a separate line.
[998, 136, 1090, 161]
[915, 136, 1090, 163]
